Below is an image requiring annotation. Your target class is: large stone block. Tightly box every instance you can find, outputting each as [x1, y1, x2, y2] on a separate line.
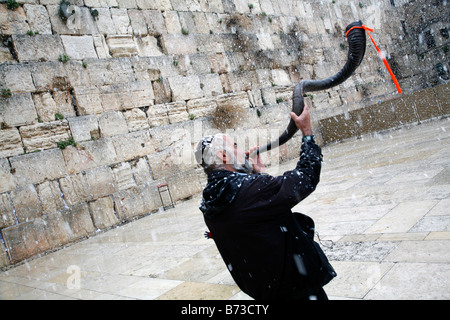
[216, 91, 251, 110]
[59, 173, 91, 207]
[393, 94, 419, 125]
[149, 120, 197, 152]
[99, 87, 134, 113]
[147, 145, 195, 180]
[62, 138, 118, 173]
[98, 110, 128, 137]
[195, 34, 226, 53]
[0, 93, 37, 127]
[124, 108, 149, 132]
[162, 11, 182, 34]
[0, 243, 9, 267]
[130, 59, 162, 82]
[208, 52, 232, 74]
[19, 120, 71, 152]
[167, 101, 188, 124]
[319, 113, 358, 144]
[68, 115, 99, 142]
[10, 148, 68, 187]
[73, 86, 104, 115]
[199, 74, 223, 97]
[88, 196, 119, 230]
[371, 101, 398, 131]
[0, 44, 15, 64]
[30, 61, 71, 92]
[93, 34, 112, 59]
[160, 34, 197, 55]
[135, 35, 164, 57]
[47, 5, 98, 35]
[86, 58, 134, 86]
[129, 81, 155, 108]
[112, 162, 136, 191]
[130, 157, 153, 185]
[85, 166, 118, 200]
[57, 203, 96, 242]
[0, 3, 29, 35]
[414, 87, 441, 121]
[0, 158, 16, 193]
[12, 34, 65, 62]
[186, 98, 217, 118]
[23, 4, 52, 35]
[100, 83, 135, 111]
[1, 64, 35, 93]
[271, 69, 292, 86]
[111, 7, 132, 34]
[1, 203, 95, 264]
[166, 170, 202, 202]
[106, 35, 138, 57]
[434, 82, 449, 115]
[220, 71, 253, 93]
[11, 185, 42, 223]
[142, 9, 167, 35]
[128, 9, 147, 35]
[32, 92, 75, 123]
[0, 193, 15, 229]
[349, 106, 377, 136]
[61, 35, 98, 60]
[151, 0, 172, 11]
[168, 75, 203, 102]
[93, 8, 117, 35]
[1, 218, 51, 264]
[152, 78, 172, 104]
[0, 128, 23, 159]
[112, 130, 154, 162]
[36, 180, 65, 215]
[113, 183, 160, 221]
[147, 104, 169, 127]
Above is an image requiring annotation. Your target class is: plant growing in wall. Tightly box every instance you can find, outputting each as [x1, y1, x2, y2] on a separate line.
[90, 9, 99, 20]
[57, 137, 77, 149]
[1, 88, 12, 98]
[58, 53, 70, 63]
[6, 0, 19, 11]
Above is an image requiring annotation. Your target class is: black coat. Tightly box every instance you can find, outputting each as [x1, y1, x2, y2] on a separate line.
[201, 140, 323, 300]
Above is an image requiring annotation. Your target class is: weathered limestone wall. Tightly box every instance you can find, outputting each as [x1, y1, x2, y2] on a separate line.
[0, 0, 449, 267]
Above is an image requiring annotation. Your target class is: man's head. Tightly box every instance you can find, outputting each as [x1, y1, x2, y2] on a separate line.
[195, 134, 253, 175]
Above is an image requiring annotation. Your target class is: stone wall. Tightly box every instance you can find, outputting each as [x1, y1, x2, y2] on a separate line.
[1, 0, 449, 267]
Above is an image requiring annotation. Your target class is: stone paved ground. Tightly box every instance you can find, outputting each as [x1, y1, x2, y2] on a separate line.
[0, 118, 449, 300]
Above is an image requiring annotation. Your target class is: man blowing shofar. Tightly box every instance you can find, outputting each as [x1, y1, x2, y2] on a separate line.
[195, 104, 335, 300]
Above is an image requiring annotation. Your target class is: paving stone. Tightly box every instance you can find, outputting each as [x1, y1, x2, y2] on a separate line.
[364, 201, 438, 234]
[364, 263, 450, 300]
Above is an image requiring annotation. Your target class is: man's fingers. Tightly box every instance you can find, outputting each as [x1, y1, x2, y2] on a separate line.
[290, 112, 298, 120]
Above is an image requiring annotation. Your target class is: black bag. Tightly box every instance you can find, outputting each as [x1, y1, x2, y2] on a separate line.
[289, 212, 337, 288]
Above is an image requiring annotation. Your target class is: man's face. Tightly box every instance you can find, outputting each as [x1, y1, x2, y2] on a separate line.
[222, 135, 253, 174]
